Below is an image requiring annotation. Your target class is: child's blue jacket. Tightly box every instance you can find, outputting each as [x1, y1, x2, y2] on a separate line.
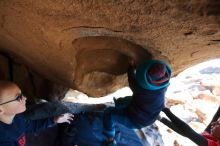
[0, 113, 54, 146]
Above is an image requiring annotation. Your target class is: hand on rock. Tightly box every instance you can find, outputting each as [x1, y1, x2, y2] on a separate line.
[54, 113, 74, 124]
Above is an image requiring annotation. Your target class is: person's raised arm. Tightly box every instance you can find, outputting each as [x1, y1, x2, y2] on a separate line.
[205, 106, 220, 133]
[127, 61, 138, 92]
[161, 108, 208, 146]
[25, 113, 74, 134]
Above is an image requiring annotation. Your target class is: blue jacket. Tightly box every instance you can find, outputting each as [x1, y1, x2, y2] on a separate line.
[0, 113, 54, 146]
[126, 65, 167, 126]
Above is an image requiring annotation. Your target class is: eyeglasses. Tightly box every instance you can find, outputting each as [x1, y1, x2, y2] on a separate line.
[0, 93, 23, 105]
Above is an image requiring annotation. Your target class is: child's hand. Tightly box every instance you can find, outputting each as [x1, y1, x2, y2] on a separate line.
[54, 113, 74, 124]
[211, 117, 220, 127]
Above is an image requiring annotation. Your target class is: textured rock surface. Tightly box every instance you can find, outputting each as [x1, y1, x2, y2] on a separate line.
[1, 0, 220, 97]
[0, 53, 69, 101]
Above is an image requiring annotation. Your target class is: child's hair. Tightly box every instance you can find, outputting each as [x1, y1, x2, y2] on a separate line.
[0, 81, 16, 102]
[135, 60, 172, 90]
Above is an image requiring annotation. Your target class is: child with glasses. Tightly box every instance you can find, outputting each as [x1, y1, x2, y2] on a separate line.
[0, 81, 74, 146]
[102, 60, 172, 146]
[160, 107, 220, 146]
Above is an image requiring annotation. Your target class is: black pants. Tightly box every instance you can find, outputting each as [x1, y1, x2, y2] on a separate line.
[160, 108, 208, 146]
[205, 106, 220, 133]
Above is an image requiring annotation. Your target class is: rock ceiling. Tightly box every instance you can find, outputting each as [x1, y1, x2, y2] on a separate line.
[0, 0, 220, 98]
